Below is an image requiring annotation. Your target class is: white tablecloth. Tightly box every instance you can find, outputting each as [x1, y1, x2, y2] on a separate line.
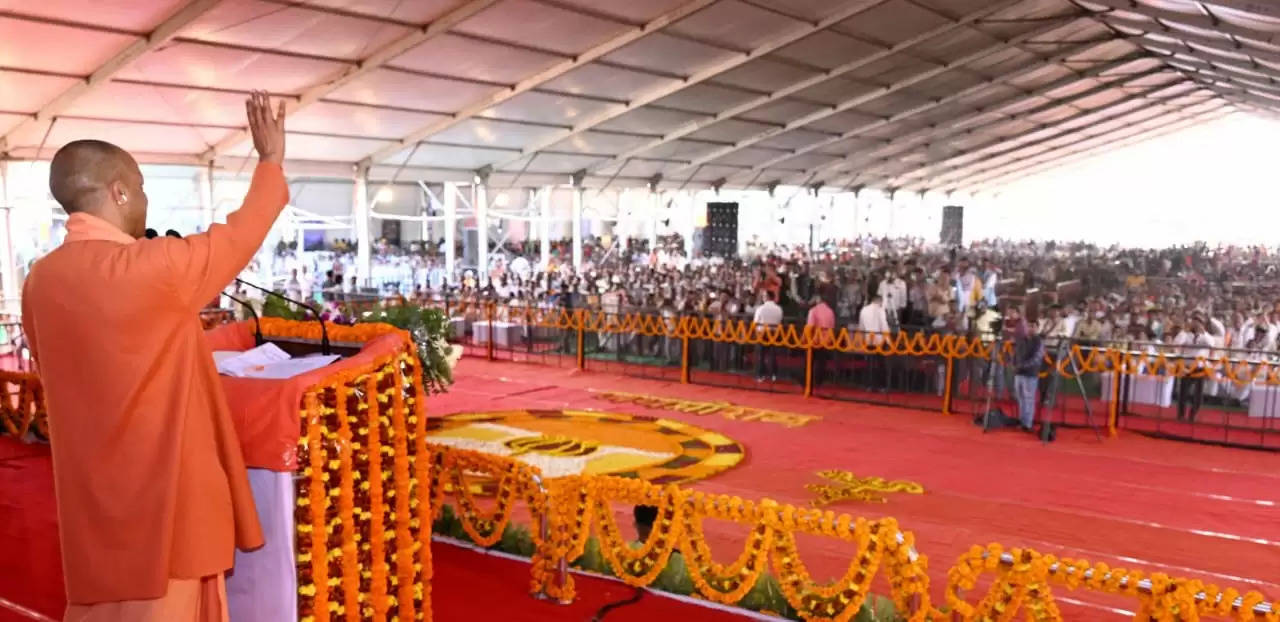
[226, 469, 297, 622]
[1101, 374, 1175, 408]
[448, 317, 468, 340]
[1248, 383, 1280, 418]
[473, 320, 521, 347]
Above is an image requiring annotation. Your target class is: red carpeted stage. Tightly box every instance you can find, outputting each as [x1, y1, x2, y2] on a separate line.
[3, 358, 1279, 619]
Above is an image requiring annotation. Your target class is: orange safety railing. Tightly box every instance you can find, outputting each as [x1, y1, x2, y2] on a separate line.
[445, 300, 1280, 442]
[202, 297, 1280, 444]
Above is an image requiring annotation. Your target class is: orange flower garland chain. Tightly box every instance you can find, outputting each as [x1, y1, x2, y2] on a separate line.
[0, 371, 47, 439]
[278, 318, 432, 622]
[434, 459, 1278, 622]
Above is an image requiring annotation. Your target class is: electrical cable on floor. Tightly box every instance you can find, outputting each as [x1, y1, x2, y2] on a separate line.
[589, 587, 645, 621]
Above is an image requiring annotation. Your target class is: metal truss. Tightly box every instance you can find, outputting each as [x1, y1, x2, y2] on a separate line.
[895, 92, 1223, 190]
[199, 0, 504, 161]
[855, 77, 1194, 186]
[662, 14, 1082, 177]
[576, 0, 1032, 178]
[789, 55, 1162, 185]
[0, 0, 221, 154]
[967, 103, 1234, 191]
[466, 0, 899, 172]
[356, 0, 721, 167]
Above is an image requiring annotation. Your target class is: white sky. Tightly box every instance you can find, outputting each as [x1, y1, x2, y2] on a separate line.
[969, 111, 1280, 247]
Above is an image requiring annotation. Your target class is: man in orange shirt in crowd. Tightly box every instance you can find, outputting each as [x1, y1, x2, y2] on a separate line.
[21, 92, 288, 621]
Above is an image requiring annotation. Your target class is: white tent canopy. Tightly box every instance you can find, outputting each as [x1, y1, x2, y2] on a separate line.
[2, 0, 1273, 193]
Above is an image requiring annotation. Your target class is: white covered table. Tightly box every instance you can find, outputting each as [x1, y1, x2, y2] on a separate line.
[473, 320, 521, 347]
[1101, 374, 1175, 408]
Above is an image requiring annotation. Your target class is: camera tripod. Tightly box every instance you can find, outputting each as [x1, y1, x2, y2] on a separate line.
[1043, 338, 1103, 442]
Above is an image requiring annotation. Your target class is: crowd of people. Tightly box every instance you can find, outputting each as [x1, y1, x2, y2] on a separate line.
[237, 233, 1280, 421]
[267, 235, 1280, 362]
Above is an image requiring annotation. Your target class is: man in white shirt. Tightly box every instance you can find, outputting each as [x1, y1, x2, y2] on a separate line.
[1174, 317, 1214, 421]
[859, 294, 891, 391]
[877, 269, 907, 325]
[753, 291, 783, 381]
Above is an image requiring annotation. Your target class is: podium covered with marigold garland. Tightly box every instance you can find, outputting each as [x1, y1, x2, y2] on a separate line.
[205, 318, 434, 622]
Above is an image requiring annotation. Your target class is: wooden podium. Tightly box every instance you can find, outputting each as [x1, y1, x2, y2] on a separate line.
[205, 319, 434, 622]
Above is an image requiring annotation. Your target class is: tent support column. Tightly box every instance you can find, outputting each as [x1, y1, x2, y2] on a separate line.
[540, 186, 551, 269]
[571, 171, 585, 270]
[197, 164, 214, 229]
[476, 172, 489, 283]
[353, 170, 371, 286]
[443, 182, 458, 284]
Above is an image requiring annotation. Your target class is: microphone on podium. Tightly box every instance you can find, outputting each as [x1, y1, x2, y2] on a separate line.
[233, 278, 332, 356]
[224, 291, 265, 347]
[165, 230, 332, 355]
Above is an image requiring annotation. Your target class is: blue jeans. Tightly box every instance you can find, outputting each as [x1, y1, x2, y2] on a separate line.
[1014, 375, 1038, 428]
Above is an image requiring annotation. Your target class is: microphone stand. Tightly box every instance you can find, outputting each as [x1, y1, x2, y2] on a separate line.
[159, 230, 330, 355]
[224, 292, 265, 346]
[235, 278, 331, 355]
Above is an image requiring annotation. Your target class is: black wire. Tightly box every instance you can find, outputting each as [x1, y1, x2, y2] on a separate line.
[589, 586, 644, 621]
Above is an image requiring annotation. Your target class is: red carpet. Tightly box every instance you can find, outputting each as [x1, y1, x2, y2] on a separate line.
[0, 439, 751, 621]
[4, 358, 1280, 620]
[430, 359, 1280, 619]
[432, 542, 755, 621]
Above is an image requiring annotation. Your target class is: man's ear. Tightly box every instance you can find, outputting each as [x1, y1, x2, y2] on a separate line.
[107, 179, 128, 206]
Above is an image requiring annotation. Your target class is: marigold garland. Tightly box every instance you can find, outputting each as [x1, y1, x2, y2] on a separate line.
[0, 372, 47, 439]
[433, 462, 1278, 622]
[770, 515, 880, 621]
[363, 374, 390, 620]
[591, 480, 684, 586]
[334, 384, 359, 618]
[274, 320, 432, 622]
[679, 493, 772, 605]
[300, 391, 330, 622]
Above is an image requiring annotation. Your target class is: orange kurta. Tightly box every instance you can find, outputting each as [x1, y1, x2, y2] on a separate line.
[21, 163, 288, 605]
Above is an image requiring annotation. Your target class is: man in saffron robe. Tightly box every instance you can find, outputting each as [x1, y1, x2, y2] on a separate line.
[21, 92, 288, 621]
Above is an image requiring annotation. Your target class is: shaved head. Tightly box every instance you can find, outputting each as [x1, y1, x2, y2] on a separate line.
[50, 140, 131, 213]
[49, 140, 148, 237]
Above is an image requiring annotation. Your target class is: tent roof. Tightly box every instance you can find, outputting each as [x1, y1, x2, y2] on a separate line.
[0, 0, 1268, 192]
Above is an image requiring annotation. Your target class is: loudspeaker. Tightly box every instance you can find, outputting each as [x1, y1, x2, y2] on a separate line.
[381, 219, 401, 246]
[941, 205, 963, 247]
[704, 201, 739, 258]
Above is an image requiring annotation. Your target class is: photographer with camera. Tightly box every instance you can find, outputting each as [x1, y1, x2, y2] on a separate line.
[1009, 306, 1045, 432]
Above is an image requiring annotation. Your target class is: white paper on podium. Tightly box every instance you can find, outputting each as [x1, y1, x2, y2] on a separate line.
[236, 354, 341, 379]
[216, 343, 340, 379]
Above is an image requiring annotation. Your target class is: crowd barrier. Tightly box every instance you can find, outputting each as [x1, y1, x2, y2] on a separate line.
[422, 299, 1280, 449]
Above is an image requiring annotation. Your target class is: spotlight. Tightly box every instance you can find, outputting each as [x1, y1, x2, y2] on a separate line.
[494, 192, 510, 207]
[374, 187, 393, 203]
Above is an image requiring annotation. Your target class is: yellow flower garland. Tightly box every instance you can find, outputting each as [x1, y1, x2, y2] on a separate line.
[591, 480, 684, 586]
[679, 494, 772, 605]
[431, 459, 1279, 622]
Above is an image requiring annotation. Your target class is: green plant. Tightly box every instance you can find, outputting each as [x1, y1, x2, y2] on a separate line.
[262, 294, 306, 321]
[355, 303, 453, 394]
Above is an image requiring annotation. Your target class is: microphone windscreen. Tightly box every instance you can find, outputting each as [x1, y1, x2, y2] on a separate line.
[144, 228, 158, 239]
